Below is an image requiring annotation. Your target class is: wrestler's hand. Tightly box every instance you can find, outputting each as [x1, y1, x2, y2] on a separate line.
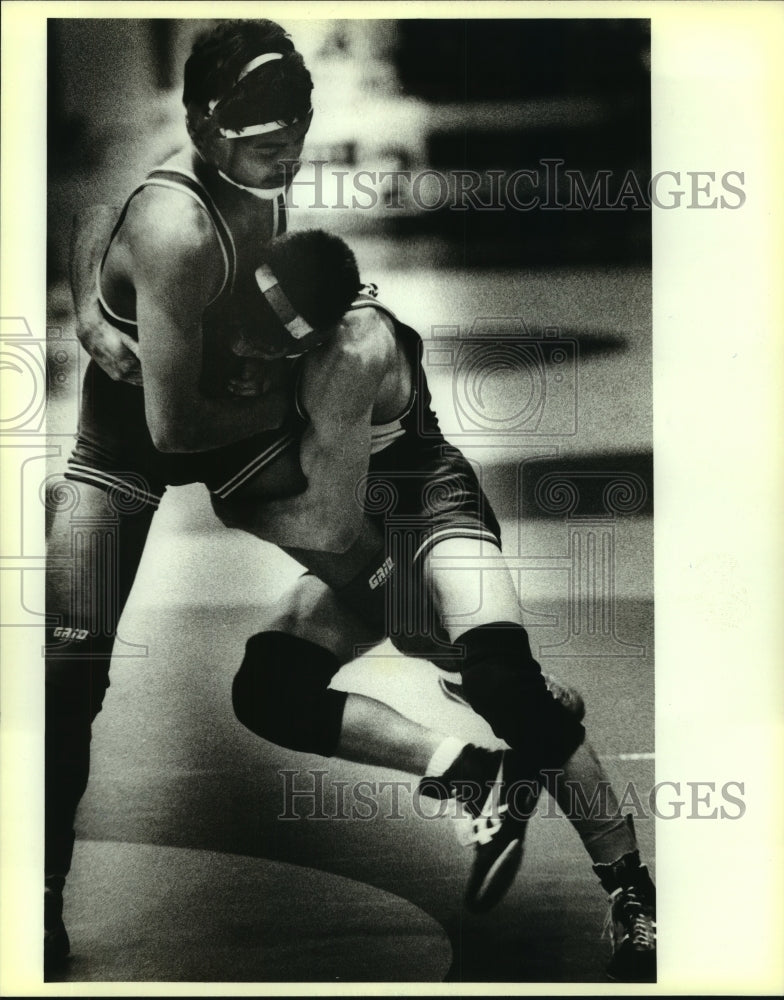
[75, 310, 143, 385]
[70, 205, 144, 385]
[227, 358, 268, 397]
[226, 350, 292, 400]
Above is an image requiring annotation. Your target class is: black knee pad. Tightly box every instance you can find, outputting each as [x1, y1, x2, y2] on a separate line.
[458, 623, 585, 773]
[232, 632, 347, 756]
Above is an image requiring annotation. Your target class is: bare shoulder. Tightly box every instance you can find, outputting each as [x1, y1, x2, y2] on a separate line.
[303, 308, 396, 418]
[331, 306, 397, 371]
[121, 185, 221, 290]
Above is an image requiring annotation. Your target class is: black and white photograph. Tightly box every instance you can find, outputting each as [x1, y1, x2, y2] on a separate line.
[1, 2, 782, 994]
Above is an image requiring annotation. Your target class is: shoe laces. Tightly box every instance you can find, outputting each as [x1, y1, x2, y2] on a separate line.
[453, 758, 509, 847]
[468, 757, 509, 846]
[606, 886, 656, 951]
[468, 801, 509, 846]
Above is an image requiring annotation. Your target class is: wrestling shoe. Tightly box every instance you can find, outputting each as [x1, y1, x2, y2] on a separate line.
[418, 743, 536, 913]
[44, 876, 70, 973]
[439, 673, 586, 721]
[460, 748, 538, 913]
[593, 851, 657, 982]
[433, 676, 585, 913]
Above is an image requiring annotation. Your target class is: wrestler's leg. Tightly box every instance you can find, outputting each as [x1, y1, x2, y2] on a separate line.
[213, 501, 448, 771]
[232, 573, 448, 775]
[230, 561, 542, 914]
[423, 536, 635, 851]
[423, 535, 655, 976]
[421, 536, 584, 772]
[45, 478, 156, 965]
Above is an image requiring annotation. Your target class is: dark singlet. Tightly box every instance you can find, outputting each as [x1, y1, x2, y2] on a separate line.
[71, 164, 502, 569]
[96, 164, 288, 333]
[65, 165, 293, 507]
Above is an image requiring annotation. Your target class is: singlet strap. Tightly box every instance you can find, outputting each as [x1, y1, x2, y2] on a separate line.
[143, 167, 237, 299]
[273, 192, 288, 237]
[96, 166, 238, 329]
[350, 291, 418, 429]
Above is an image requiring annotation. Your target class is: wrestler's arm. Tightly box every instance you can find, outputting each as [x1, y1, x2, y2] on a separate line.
[127, 194, 288, 452]
[231, 318, 393, 552]
[69, 206, 142, 385]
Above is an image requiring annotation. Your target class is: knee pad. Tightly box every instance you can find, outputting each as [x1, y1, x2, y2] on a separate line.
[232, 632, 347, 756]
[458, 623, 585, 773]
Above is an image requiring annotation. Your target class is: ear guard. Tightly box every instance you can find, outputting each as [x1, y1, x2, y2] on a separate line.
[254, 263, 314, 342]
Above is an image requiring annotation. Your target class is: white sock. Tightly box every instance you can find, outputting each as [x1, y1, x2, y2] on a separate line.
[424, 736, 467, 778]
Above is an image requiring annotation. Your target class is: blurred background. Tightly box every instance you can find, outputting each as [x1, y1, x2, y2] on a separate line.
[45, 18, 654, 984]
[48, 18, 650, 273]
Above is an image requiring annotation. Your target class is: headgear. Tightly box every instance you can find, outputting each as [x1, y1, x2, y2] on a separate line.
[207, 52, 310, 140]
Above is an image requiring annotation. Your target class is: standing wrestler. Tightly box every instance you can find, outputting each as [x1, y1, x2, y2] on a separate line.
[46, 17, 326, 971]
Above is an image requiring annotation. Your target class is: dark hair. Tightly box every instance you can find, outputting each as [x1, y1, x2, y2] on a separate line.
[219, 231, 361, 361]
[267, 230, 361, 332]
[183, 20, 313, 137]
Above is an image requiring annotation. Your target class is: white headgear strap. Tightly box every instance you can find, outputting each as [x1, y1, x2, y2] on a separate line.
[255, 264, 313, 340]
[237, 52, 283, 81]
[208, 53, 300, 139]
